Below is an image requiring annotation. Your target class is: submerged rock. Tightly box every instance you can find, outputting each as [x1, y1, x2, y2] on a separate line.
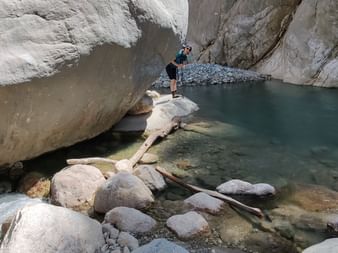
[94, 172, 154, 213]
[287, 184, 338, 212]
[0, 203, 104, 253]
[139, 153, 159, 164]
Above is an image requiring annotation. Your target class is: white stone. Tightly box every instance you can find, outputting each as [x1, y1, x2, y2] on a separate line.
[113, 95, 199, 132]
[303, 238, 338, 253]
[94, 172, 154, 213]
[115, 159, 133, 173]
[117, 232, 139, 251]
[134, 165, 167, 191]
[184, 192, 224, 214]
[104, 207, 156, 233]
[166, 211, 209, 239]
[0, 203, 105, 253]
[216, 179, 275, 196]
[139, 153, 159, 164]
[216, 180, 253, 194]
[51, 165, 105, 211]
[131, 238, 189, 253]
[246, 183, 276, 196]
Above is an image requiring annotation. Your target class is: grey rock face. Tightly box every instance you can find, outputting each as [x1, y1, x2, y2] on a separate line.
[184, 192, 224, 214]
[188, 0, 299, 68]
[257, 0, 338, 87]
[94, 172, 154, 213]
[188, 0, 338, 87]
[302, 238, 338, 253]
[0, 0, 188, 166]
[0, 203, 105, 253]
[166, 211, 209, 239]
[131, 238, 189, 253]
[104, 207, 156, 233]
[51, 165, 105, 211]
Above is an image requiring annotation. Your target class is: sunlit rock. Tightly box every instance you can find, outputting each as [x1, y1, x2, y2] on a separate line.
[0, 203, 105, 253]
[94, 172, 154, 213]
[51, 164, 105, 212]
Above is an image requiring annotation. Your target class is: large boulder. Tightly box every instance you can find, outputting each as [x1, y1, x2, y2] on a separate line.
[0, 203, 105, 253]
[94, 172, 154, 213]
[51, 164, 106, 212]
[0, 0, 188, 166]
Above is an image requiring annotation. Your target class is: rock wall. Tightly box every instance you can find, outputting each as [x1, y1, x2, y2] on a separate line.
[0, 0, 188, 166]
[187, 0, 338, 87]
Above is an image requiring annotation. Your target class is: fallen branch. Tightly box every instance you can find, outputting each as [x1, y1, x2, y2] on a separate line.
[155, 166, 264, 218]
[67, 157, 117, 165]
[129, 117, 181, 167]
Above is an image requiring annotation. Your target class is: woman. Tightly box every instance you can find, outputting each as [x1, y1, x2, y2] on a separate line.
[165, 45, 192, 98]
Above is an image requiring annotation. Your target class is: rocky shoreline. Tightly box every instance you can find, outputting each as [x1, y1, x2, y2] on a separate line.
[152, 64, 268, 88]
[0, 93, 337, 253]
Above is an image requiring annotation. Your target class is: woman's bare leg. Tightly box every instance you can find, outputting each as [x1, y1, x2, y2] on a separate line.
[170, 79, 177, 97]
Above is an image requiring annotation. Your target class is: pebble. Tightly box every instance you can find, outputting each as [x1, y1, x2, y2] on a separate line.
[152, 63, 267, 88]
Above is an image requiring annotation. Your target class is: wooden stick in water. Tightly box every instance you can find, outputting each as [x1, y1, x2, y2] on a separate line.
[155, 166, 264, 218]
[67, 157, 117, 165]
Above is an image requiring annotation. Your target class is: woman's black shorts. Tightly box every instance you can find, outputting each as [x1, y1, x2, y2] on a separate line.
[166, 63, 177, 80]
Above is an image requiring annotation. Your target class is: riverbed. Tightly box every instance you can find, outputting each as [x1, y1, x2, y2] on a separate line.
[3, 79, 338, 252]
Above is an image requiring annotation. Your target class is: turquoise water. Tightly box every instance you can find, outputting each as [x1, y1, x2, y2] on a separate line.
[160, 80, 338, 189]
